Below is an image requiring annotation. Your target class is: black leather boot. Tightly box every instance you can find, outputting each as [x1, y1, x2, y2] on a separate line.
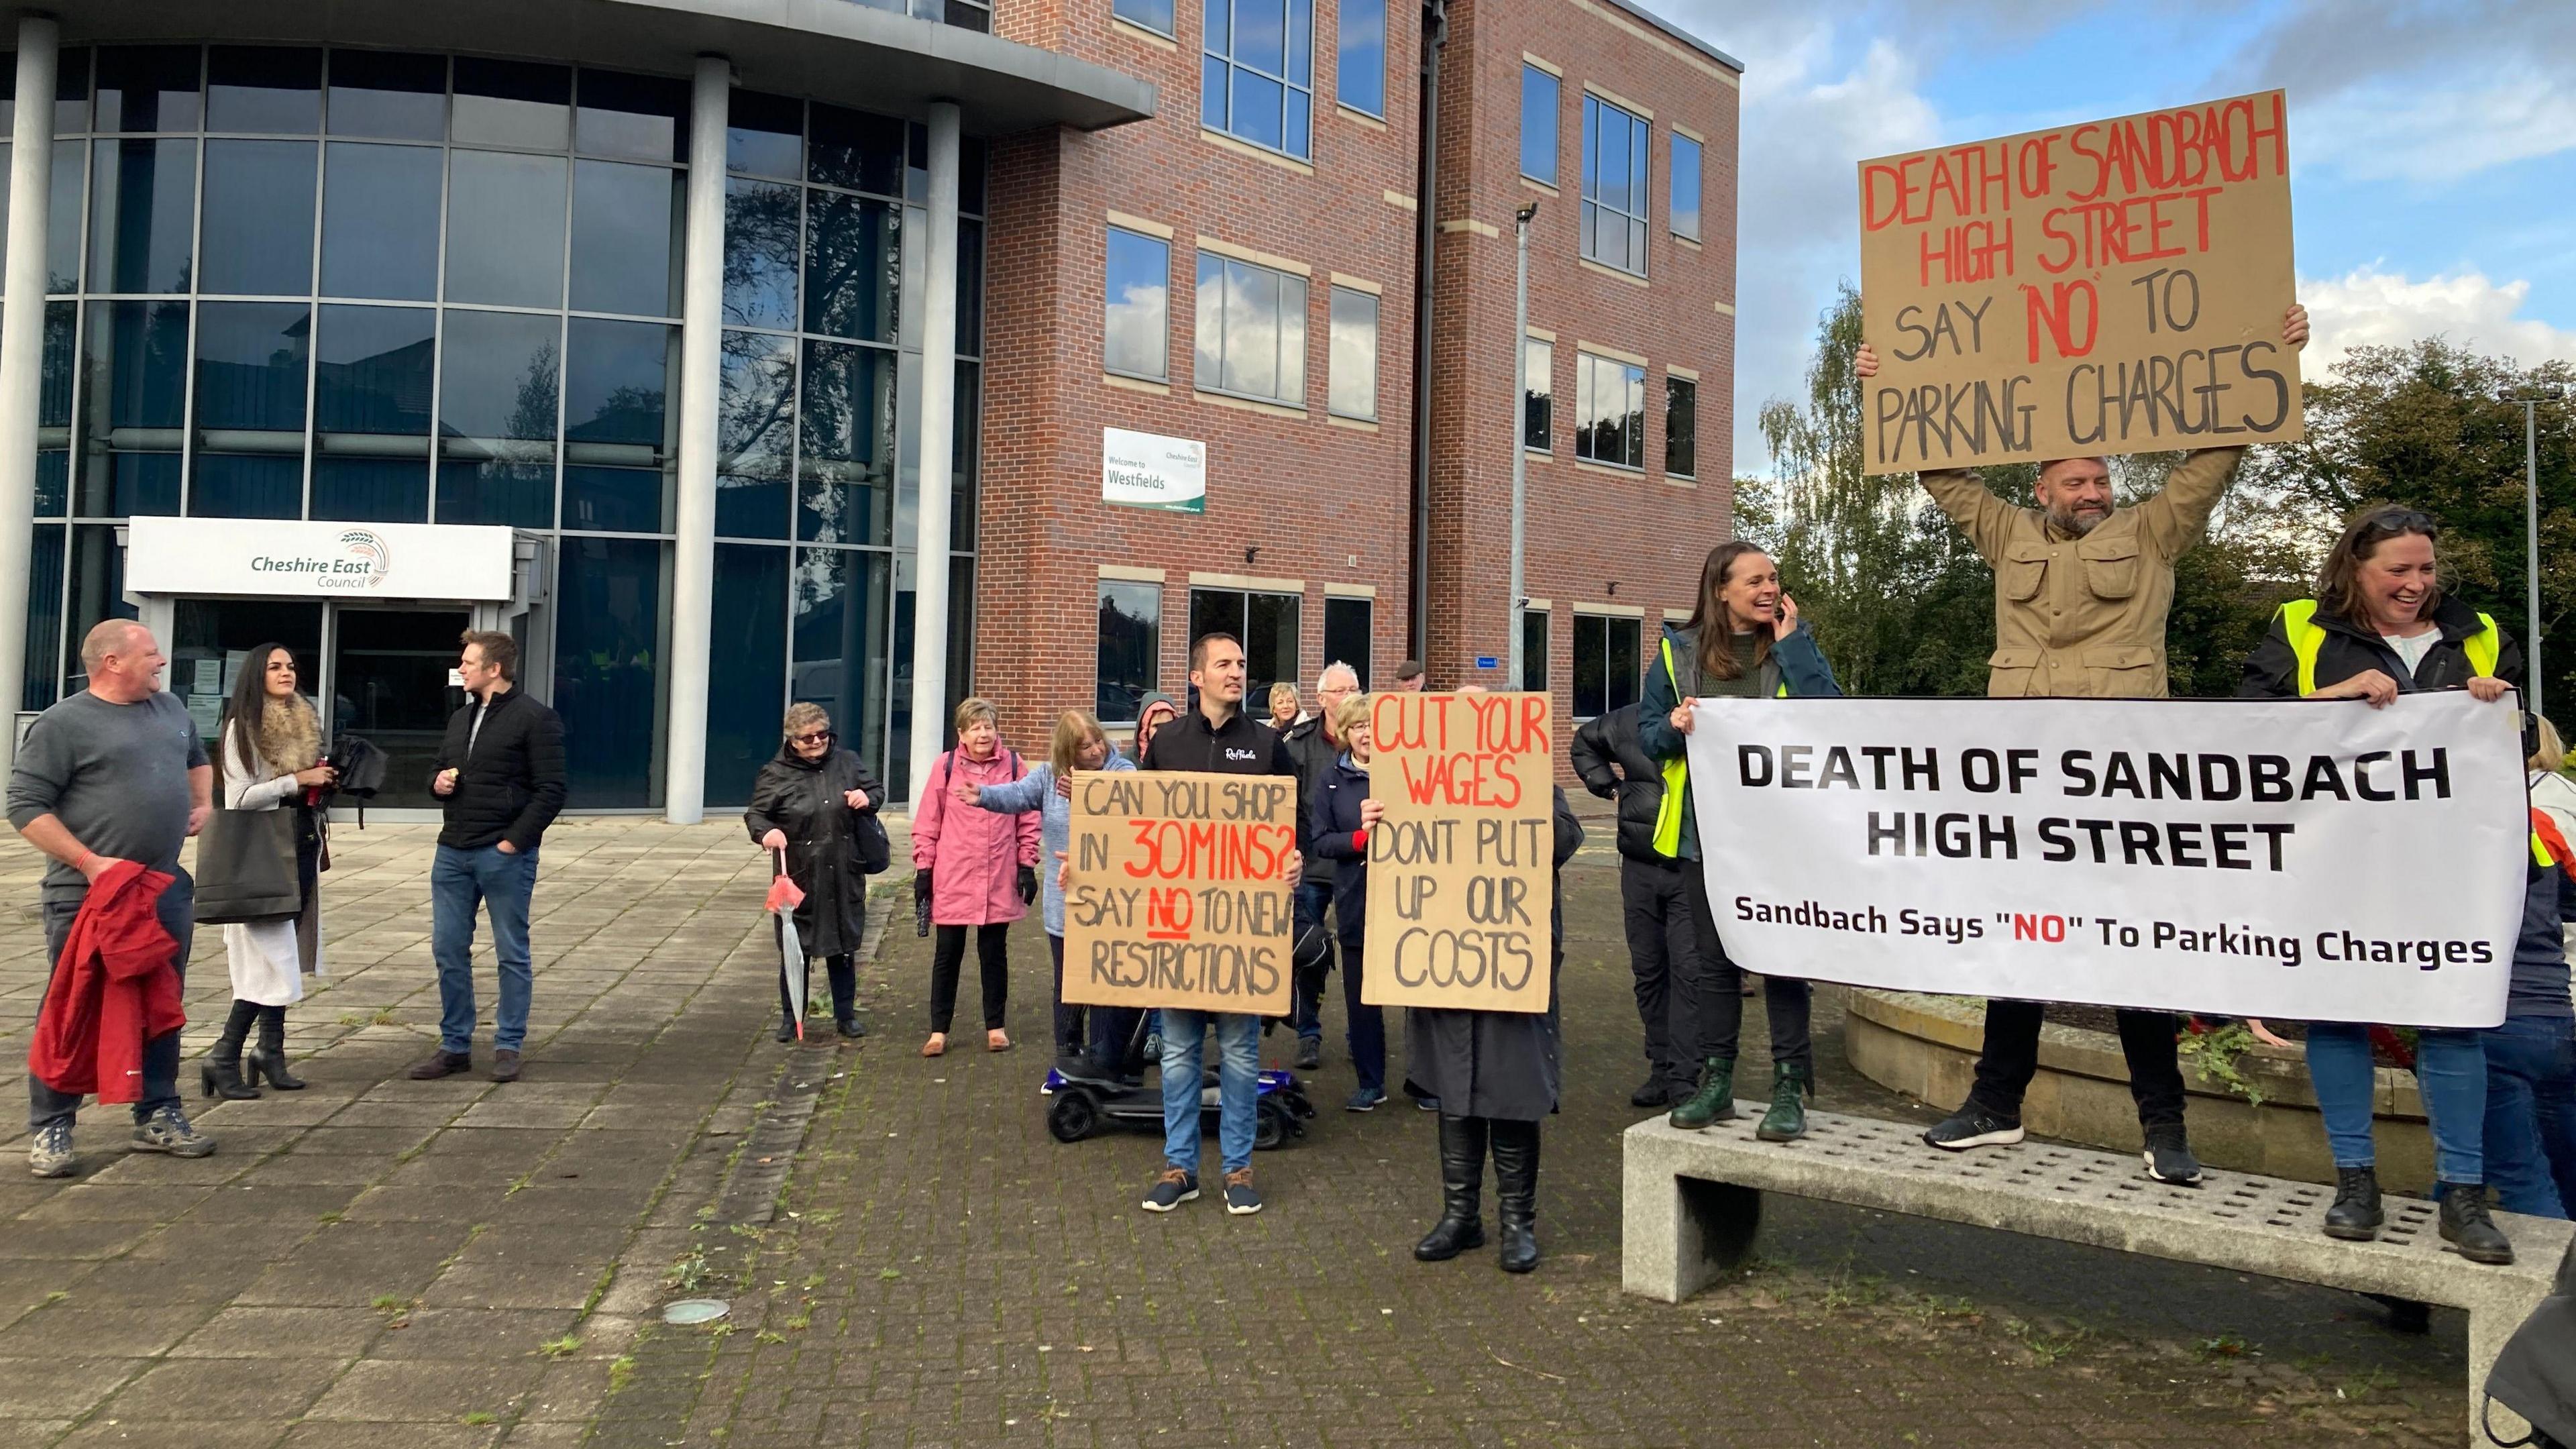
[2322, 1165, 2382, 1240]
[247, 1005, 305, 1090]
[1413, 1115, 1489, 1261]
[2438, 1183, 2514, 1265]
[201, 1000, 262, 1101]
[1491, 1118, 1541, 1274]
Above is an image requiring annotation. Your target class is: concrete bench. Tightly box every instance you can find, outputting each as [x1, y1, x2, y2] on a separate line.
[1623, 1108, 2574, 1444]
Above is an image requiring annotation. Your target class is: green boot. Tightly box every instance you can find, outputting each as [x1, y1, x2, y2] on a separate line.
[1756, 1060, 1810, 1142]
[1666, 1056, 1737, 1130]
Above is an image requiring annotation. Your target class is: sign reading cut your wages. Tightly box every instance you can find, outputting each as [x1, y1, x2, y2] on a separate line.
[1363, 692, 1556, 1014]
[1857, 90, 2302, 474]
[1061, 770, 1296, 1014]
[1682, 692, 2526, 1028]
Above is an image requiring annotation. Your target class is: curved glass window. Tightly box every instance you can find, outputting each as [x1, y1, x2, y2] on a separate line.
[207, 47, 321, 134]
[444, 149, 568, 308]
[571, 160, 681, 317]
[87, 138, 195, 293]
[201, 140, 317, 296]
[325, 50, 445, 141]
[321, 142, 443, 302]
[192, 301, 309, 518]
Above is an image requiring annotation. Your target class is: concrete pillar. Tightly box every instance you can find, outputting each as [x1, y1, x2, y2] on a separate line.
[0, 20, 58, 766]
[904, 101, 962, 804]
[664, 55, 730, 824]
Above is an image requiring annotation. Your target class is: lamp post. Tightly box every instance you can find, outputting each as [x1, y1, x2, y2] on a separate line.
[2504, 384, 2565, 721]
[1506, 200, 1538, 690]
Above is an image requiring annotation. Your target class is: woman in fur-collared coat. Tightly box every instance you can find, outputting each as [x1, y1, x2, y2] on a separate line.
[207, 643, 336, 1099]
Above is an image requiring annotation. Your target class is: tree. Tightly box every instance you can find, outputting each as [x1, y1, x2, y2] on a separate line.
[2246, 339, 2576, 715]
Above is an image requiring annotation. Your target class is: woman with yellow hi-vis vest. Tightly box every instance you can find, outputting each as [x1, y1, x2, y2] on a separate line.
[2239, 503, 2524, 1265]
[1638, 541, 1843, 1142]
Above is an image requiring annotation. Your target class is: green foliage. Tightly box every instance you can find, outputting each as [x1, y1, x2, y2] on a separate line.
[1749, 299, 2569, 704]
[2176, 1020, 2269, 1107]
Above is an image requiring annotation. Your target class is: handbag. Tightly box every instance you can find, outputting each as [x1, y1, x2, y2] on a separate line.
[192, 807, 304, 924]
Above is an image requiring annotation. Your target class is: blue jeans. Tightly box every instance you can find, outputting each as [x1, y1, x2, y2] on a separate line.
[1291, 880, 1335, 1042]
[1158, 1008, 1260, 1175]
[2480, 1013, 2576, 1219]
[2308, 1022, 2486, 1184]
[1342, 930, 1385, 1093]
[28, 871, 193, 1130]
[431, 843, 537, 1055]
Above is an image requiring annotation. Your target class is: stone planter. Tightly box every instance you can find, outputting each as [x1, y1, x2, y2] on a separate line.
[1842, 988, 2432, 1186]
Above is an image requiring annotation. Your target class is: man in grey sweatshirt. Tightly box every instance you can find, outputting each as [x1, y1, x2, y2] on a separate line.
[9, 621, 215, 1177]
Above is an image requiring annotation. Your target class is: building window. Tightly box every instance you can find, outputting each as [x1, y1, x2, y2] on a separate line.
[1580, 93, 1649, 276]
[1097, 579, 1161, 724]
[1522, 335, 1552, 450]
[1324, 595, 1371, 688]
[1520, 608, 1548, 694]
[1519, 64, 1558, 186]
[1106, 227, 1171, 381]
[1666, 376, 1696, 478]
[1328, 286, 1377, 421]
[1189, 586, 1300, 708]
[1115, 0, 1178, 37]
[1575, 352, 1644, 470]
[1670, 131, 1703, 242]
[1194, 251, 1307, 407]
[1203, 0, 1316, 162]
[1337, 0, 1387, 118]
[1572, 612, 1640, 718]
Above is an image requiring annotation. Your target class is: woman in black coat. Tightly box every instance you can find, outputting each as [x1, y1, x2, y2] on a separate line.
[1405, 770, 1585, 1275]
[745, 702, 886, 1041]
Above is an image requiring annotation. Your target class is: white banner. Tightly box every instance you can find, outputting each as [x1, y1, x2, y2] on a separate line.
[1683, 692, 2528, 1027]
[1102, 426, 1207, 513]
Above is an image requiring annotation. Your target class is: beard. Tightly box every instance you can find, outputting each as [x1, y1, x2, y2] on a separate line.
[2049, 504, 2109, 536]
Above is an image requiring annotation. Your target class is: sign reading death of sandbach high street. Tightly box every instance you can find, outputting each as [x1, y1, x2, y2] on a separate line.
[1858, 91, 2304, 474]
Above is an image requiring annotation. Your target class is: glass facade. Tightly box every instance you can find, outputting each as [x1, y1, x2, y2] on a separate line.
[6, 44, 983, 808]
[714, 88, 986, 807]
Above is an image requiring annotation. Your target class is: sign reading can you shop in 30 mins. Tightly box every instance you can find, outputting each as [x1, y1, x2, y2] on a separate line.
[1682, 693, 2527, 1028]
[1061, 769, 1295, 1014]
[1363, 692, 1556, 1014]
[1857, 91, 2303, 474]
[1102, 426, 1207, 513]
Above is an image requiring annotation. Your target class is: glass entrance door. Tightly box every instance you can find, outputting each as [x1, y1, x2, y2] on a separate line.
[331, 608, 470, 810]
[172, 600, 327, 754]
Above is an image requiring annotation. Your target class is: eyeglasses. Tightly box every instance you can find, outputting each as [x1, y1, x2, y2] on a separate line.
[790, 731, 833, 746]
[2365, 508, 2437, 537]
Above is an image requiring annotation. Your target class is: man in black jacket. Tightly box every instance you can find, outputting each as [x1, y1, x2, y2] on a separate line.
[1572, 703, 1707, 1109]
[1281, 661, 1358, 1070]
[411, 631, 567, 1084]
[1132, 632, 1304, 1218]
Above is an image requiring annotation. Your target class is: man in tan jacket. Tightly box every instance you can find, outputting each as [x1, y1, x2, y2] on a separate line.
[1854, 304, 2307, 1184]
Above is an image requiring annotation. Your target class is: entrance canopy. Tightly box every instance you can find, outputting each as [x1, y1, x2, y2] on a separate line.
[125, 518, 516, 602]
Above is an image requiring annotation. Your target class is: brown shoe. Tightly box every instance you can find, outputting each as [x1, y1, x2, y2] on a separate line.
[490, 1049, 523, 1083]
[408, 1049, 472, 1081]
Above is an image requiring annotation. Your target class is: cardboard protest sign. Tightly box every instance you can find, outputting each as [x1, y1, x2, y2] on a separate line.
[1857, 91, 2302, 474]
[1362, 692, 1556, 1014]
[1060, 770, 1296, 1014]
[1681, 692, 2526, 1026]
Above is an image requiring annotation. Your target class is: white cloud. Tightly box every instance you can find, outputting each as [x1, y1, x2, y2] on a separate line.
[2300, 266, 2576, 380]
[2296, 68, 2576, 183]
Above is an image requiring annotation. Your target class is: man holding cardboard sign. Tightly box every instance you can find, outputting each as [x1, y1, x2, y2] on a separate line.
[1854, 92, 2313, 1184]
[1102, 631, 1302, 1216]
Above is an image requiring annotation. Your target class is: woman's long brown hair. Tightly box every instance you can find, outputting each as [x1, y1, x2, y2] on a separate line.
[1682, 541, 1774, 682]
[2314, 504, 2442, 626]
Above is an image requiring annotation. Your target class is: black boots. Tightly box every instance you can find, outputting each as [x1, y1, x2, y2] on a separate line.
[1491, 1119, 1542, 1274]
[201, 1000, 262, 1101]
[2439, 1183, 2514, 1265]
[247, 1005, 305, 1090]
[1415, 1115, 1489, 1261]
[2322, 1165, 2383, 1240]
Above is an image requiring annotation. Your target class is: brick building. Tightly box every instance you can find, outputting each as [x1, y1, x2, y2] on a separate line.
[0, 0, 1736, 817]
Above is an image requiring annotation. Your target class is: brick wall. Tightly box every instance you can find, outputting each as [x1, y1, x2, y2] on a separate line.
[973, 0, 1739, 782]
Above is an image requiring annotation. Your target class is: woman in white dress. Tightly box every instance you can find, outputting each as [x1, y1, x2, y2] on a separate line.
[205, 644, 336, 1100]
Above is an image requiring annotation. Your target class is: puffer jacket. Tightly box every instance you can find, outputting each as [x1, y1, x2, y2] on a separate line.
[432, 687, 568, 852]
[1283, 714, 1340, 886]
[1570, 703, 1668, 865]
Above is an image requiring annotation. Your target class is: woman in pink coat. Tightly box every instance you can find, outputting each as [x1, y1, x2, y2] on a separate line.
[910, 698, 1040, 1056]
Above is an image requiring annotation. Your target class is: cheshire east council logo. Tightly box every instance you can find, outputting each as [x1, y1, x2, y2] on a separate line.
[339, 529, 392, 589]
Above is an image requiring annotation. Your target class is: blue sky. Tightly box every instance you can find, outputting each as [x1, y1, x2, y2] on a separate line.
[1627, 0, 2576, 478]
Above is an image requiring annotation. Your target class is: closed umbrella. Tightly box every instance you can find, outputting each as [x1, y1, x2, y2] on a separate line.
[767, 853, 807, 1040]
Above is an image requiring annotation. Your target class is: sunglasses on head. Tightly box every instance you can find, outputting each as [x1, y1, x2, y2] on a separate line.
[2366, 508, 2437, 537]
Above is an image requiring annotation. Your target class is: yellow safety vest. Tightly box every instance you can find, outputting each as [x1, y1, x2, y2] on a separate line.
[1651, 635, 1787, 857]
[2272, 598, 2542, 865]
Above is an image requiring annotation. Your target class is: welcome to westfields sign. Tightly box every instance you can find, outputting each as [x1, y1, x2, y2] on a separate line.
[125, 518, 516, 601]
[1684, 692, 2528, 1028]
